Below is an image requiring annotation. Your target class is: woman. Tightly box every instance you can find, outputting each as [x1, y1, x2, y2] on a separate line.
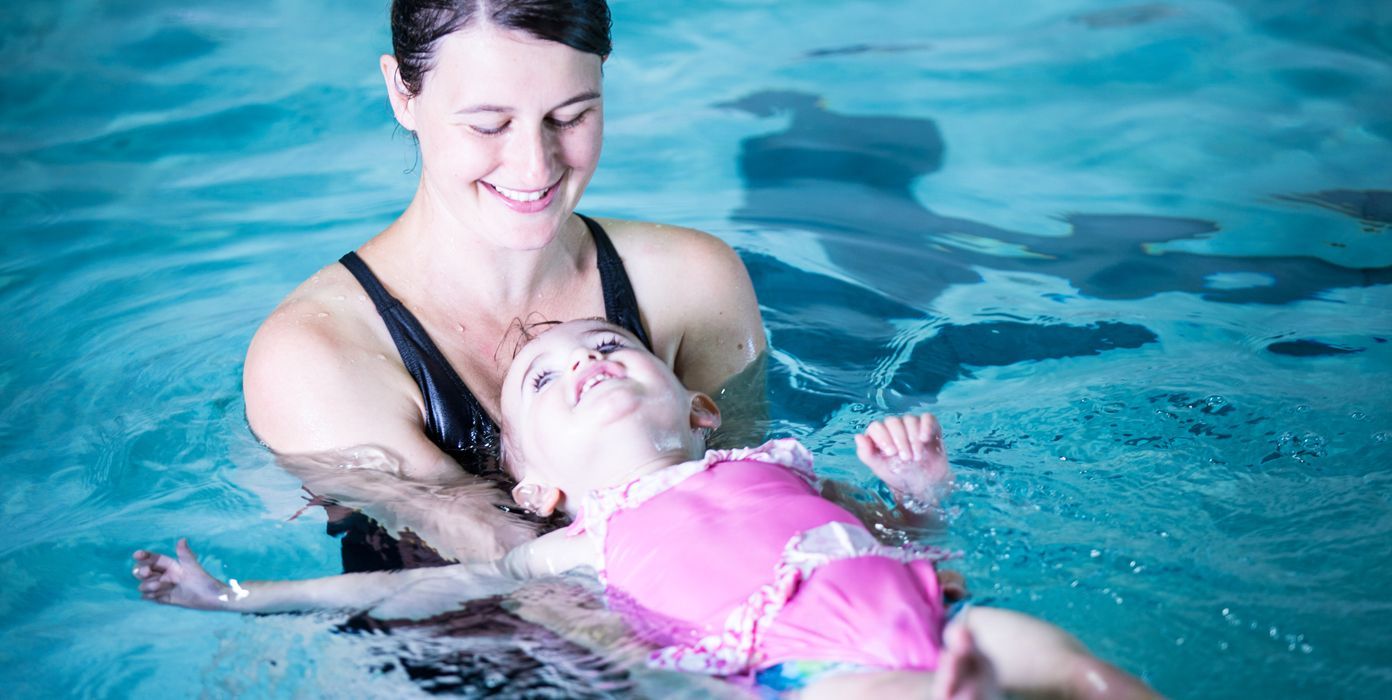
[243, 0, 764, 567]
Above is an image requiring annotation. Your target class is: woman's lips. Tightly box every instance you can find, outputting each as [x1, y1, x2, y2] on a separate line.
[483, 178, 562, 213]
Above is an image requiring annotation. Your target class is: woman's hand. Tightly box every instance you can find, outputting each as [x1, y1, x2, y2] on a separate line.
[854, 413, 952, 511]
[131, 539, 233, 611]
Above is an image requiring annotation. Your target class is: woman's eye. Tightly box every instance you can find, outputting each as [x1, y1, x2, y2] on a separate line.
[530, 371, 556, 392]
[548, 112, 588, 130]
[470, 122, 508, 136]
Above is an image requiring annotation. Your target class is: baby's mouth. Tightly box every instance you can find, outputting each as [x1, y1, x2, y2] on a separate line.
[573, 365, 624, 404]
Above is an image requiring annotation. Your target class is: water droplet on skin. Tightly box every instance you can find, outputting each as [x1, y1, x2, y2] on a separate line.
[317, 312, 329, 318]
[376, 354, 387, 361]
[358, 294, 367, 302]
[334, 295, 345, 301]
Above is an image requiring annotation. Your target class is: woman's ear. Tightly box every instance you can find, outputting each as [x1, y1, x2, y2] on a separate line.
[379, 54, 417, 131]
[511, 482, 563, 517]
[689, 393, 722, 432]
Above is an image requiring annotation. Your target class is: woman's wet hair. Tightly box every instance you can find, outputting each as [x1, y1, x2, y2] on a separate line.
[391, 0, 613, 96]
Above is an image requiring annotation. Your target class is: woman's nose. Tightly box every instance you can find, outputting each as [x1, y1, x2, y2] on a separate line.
[509, 124, 557, 184]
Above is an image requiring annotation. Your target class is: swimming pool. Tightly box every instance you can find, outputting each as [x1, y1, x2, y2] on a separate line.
[2, 0, 1389, 696]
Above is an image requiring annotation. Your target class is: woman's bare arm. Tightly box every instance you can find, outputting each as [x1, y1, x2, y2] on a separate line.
[243, 291, 464, 483]
[242, 284, 527, 560]
[277, 448, 538, 561]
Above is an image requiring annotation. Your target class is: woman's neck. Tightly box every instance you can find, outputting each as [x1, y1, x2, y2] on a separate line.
[368, 187, 588, 312]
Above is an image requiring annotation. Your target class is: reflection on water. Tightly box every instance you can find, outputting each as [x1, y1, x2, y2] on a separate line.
[723, 89, 1391, 308]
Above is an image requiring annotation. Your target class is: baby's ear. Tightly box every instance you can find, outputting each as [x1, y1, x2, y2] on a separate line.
[689, 393, 722, 432]
[511, 482, 562, 517]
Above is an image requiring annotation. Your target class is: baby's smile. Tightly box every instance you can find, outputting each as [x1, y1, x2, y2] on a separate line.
[573, 362, 625, 405]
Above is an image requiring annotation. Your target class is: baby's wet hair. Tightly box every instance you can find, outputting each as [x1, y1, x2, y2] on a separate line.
[496, 315, 616, 362]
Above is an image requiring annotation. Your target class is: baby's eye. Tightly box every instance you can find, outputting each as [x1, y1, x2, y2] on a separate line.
[530, 370, 556, 392]
[594, 335, 626, 353]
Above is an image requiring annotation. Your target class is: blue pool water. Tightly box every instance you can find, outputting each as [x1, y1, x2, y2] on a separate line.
[2, 1, 1390, 697]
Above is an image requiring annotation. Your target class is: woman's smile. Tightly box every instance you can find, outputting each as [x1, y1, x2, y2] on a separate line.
[483, 175, 563, 213]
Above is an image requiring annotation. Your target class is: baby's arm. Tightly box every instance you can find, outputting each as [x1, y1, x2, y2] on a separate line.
[854, 413, 953, 513]
[131, 531, 597, 615]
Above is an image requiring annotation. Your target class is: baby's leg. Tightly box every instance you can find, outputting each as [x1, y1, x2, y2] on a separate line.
[798, 625, 1001, 700]
[959, 607, 1160, 699]
[798, 670, 936, 700]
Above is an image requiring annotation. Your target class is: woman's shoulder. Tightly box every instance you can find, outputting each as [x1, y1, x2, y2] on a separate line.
[247, 262, 380, 360]
[243, 260, 415, 451]
[594, 217, 742, 267]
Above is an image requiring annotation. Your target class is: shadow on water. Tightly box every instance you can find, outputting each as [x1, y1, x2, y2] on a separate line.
[340, 596, 633, 698]
[720, 90, 1392, 308]
[748, 250, 1160, 422]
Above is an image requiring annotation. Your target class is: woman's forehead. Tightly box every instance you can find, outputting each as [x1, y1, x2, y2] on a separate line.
[423, 25, 602, 98]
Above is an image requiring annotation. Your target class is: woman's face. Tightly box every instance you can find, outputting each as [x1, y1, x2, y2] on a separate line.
[390, 25, 604, 249]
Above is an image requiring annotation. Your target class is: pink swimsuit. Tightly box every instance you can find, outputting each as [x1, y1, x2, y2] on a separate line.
[566, 439, 950, 677]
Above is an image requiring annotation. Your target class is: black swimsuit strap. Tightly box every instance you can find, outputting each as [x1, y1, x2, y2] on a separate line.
[339, 250, 399, 313]
[580, 213, 653, 351]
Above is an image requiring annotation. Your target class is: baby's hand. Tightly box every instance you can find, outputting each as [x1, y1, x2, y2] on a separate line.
[131, 538, 233, 611]
[854, 413, 952, 511]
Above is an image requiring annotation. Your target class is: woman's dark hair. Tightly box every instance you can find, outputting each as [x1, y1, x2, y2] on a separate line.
[391, 0, 612, 95]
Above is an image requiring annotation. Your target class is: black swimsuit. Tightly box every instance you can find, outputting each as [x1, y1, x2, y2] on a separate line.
[329, 214, 651, 571]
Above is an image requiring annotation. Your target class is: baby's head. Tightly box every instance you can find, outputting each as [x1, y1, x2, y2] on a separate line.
[498, 319, 721, 517]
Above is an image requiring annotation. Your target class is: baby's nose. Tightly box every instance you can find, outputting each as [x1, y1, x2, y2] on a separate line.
[569, 347, 601, 371]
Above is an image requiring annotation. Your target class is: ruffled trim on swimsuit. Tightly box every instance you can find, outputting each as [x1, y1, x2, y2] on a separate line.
[565, 438, 815, 549]
[647, 520, 952, 676]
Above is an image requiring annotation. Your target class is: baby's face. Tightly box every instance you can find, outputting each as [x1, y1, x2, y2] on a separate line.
[499, 319, 698, 504]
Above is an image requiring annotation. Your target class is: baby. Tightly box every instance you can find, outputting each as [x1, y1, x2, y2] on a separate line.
[133, 319, 1156, 699]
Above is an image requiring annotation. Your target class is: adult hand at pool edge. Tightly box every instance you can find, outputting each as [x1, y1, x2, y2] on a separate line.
[855, 413, 953, 511]
[131, 538, 233, 611]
